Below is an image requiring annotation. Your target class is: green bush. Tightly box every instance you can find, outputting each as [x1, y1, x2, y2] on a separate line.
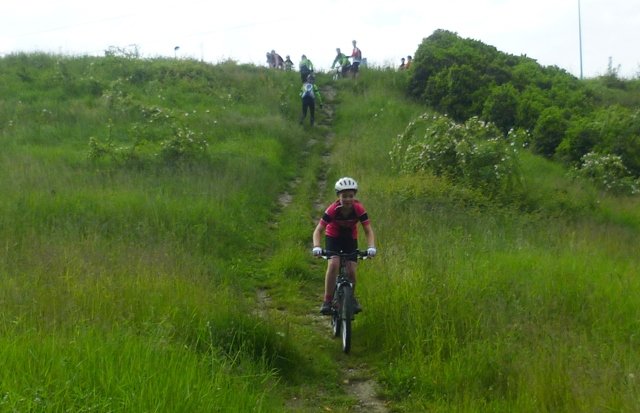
[482, 83, 519, 134]
[159, 127, 209, 163]
[516, 86, 551, 131]
[599, 107, 640, 176]
[532, 106, 568, 157]
[425, 64, 490, 122]
[87, 127, 208, 166]
[390, 112, 522, 195]
[570, 152, 640, 195]
[557, 106, 640, 177]
[556, 115, 600, 164]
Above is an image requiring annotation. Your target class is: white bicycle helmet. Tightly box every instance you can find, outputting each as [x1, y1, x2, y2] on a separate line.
[334, 177, 358, 194]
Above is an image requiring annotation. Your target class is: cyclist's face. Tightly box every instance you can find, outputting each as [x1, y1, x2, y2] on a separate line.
[338, 190, 356, 206]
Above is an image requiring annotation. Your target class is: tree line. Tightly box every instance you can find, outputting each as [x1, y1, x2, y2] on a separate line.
[407, 29, 640, 182]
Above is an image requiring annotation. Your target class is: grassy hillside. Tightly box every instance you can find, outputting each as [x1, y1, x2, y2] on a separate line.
[1, 53, 639, 412]
[0, 53, 319, 411]
[329, 70, 640, 412]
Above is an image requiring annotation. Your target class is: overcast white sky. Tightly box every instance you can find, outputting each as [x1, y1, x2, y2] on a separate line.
[2, 0, 638, 78]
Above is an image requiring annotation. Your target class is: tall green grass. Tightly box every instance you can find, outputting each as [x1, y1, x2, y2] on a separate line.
[3, 53, 639, 412]
[329, 69, 640, 411]
[0, 53, 315, 411]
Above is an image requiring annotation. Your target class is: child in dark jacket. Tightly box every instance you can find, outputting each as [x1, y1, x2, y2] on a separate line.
[299, 74, 323, 126]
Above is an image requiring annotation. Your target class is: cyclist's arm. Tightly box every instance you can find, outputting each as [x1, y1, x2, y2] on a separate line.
[362, 222, 375, 248]
[312, 222, 325, 248]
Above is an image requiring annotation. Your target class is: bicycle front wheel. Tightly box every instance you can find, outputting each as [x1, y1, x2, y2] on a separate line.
[331, 290, 341, 337]
[340, 285, 353, 353]
[331, 309, 341, 337]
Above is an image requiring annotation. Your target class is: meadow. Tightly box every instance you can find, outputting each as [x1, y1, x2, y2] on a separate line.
[1, 53, 639, 412]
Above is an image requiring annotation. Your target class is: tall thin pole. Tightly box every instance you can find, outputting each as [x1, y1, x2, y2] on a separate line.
[578, 0, 583, 79]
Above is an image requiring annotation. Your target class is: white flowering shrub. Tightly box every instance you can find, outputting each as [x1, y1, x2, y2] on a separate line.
[390, 112, 522, 195]
[570, 152, 640, 195]
[159, 127, 209, 163]
[88, 126, 208, 166]
[88, 99, 208, 166]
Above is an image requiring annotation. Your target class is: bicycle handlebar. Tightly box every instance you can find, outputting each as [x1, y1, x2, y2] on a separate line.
[320, 249, 369, 260]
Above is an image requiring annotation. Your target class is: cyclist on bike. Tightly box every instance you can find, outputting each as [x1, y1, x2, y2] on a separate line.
[312, 177, 376, 315]
[331, 48, 352, 78]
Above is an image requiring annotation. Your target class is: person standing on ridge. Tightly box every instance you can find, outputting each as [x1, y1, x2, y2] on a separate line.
[405, 55, 412, 69]
[312, 177, 377, 315]
[284, 55, 294, 71]
[350, 40, 362, 76]
[299, 74, 323, 127]
[299, 54, 314, 82]
[274, 51, 285, 69]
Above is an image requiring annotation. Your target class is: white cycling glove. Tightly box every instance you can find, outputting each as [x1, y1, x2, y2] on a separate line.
[367, 247, 377, 257]
[312, 247, 323, 256]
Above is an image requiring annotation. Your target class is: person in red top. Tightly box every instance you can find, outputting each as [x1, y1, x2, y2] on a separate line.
[405, 55, 412, 69]
[350, 40, 362, 76]
[312, 177, 376, 314]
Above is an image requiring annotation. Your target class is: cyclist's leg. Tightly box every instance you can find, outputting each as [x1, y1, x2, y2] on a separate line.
[352, 62, 360, 78]
[323, 257, 339, 302]
[323, 236, 343, 302]
[309, 99, 316, 126]
[300, 98, 309, 124]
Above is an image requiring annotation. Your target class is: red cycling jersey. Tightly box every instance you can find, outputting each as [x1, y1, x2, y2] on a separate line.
[319, 199, 370, 239]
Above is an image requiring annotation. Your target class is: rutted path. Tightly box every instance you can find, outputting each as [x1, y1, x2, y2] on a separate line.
[265, 84, 390, 412]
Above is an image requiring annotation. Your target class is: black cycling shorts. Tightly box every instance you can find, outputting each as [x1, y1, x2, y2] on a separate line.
[325, 236, 358, 261]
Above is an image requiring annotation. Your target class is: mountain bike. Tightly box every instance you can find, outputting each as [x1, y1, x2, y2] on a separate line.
[321, 249, 369, 354]
[331, 63, 355, 80]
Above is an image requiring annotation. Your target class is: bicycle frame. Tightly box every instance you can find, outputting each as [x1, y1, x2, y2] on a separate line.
[321, 250, 367, 353]
[332, 64, 355, 80]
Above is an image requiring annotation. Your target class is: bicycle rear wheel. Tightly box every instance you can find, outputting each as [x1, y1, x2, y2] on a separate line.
[340, 285, 353, 353]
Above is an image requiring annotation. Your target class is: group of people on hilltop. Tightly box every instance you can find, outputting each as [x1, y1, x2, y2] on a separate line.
[266, 50, 295, 71]
[267, 39, 363, 78]
[271, 44, 412, 74]
[265, 41, 364, 127]
[331, 40, 362, 78]
[297, 40, 362, 126]
[266, 50, 283, 69]
[398, 55, 412, 70]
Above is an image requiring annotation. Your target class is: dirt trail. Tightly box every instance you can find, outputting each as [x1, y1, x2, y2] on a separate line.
[269, 84, 390, 412]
